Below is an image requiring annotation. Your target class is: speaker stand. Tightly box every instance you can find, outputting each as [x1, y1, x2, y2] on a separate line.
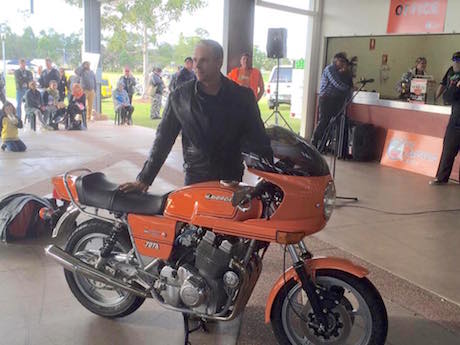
[264, 57, 294, 132]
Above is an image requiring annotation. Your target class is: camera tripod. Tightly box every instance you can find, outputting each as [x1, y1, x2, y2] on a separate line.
[264, 57, 294, 132]
[317, 80, 371, 201]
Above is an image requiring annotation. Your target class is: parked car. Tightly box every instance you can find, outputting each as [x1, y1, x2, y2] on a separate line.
[266, 65, 293, 109]
[101, 75, 112, 99]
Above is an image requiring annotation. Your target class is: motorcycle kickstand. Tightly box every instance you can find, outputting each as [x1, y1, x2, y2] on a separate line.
[182, 313, 209, 345]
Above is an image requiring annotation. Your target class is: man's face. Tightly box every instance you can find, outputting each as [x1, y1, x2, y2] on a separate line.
[453, 61, 460, 73]
[335, 59, 348, 73]
[240, 55, 250, 69]
[193, 44, 222, 83]
[50, 82, 57, 90]
[124, 68, 130, 76]
[30, 81, 36, 90]
[118, 84, 124, 91]
[20, 60, 26, 69]
[184, 60, 193, 71]
[46, 60, 52, 70]
[59, 68, 65, 76]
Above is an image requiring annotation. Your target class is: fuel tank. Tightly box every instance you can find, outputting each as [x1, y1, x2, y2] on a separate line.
[164, 181, 262, 222]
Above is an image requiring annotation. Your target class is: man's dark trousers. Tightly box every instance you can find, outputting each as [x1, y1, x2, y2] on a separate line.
[436, 117, 460, 182]
[312, 95, 345, 149]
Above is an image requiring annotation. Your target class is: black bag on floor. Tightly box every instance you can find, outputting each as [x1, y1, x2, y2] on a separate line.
[0, 193, 54, 242]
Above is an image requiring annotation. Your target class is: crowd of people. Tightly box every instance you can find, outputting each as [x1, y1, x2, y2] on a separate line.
[0, 49, 268, 154]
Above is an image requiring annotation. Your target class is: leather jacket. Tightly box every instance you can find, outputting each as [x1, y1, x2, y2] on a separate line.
[137, 75, 273, 186]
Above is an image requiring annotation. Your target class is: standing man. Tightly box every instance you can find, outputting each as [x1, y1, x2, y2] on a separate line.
[430, 52, 460, 185]
[39, 58, 60, 89]
[0, 71, 6, 106]
[169, 57, 196, 92]
[14, 59, 33, 120]
[118, 66, 136, 105]
[75, 61, 97, 120]
[58, 68, 68, 102]
[120, 39, 273, 191]
[228, 53, 264, 102]
[149, 67, 165, 120]
[311, 52, 353, 150]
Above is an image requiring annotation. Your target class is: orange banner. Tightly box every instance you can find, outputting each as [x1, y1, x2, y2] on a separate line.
[387, 0, 447, 34]
[381, 130, 442, 177]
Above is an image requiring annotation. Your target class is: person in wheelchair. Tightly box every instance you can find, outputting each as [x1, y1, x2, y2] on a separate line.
[113, 82, 134, 125]
[66, 83, 86, 130]
[24, 80, 45, 131]
[43, 80, 66, 130]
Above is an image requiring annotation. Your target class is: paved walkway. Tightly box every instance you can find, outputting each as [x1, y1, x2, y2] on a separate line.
[0, 121, 459, 345]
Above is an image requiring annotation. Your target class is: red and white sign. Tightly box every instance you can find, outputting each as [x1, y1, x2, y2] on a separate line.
[387, 0, 447, 34]
[381, 130, 442, 177]
[409, 78, 428, 103]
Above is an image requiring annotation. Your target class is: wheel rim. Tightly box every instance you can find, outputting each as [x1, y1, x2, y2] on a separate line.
[281, 276, 373, 345]
[72, 233, 131, 308]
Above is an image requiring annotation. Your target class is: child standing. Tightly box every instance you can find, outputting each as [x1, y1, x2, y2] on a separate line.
[1, 103, 27, 152]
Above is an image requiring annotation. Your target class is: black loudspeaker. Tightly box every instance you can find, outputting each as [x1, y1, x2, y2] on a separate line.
[349, 123, 378, 161]
[266, 28, 287, 59]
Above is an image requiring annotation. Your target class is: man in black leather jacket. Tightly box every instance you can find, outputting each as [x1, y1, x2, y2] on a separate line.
[430, 52, 460, 185]
[120, 40, 273, 192]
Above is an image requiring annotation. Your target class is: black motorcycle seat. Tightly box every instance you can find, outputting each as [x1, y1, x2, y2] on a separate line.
[75, 172, 169, 215]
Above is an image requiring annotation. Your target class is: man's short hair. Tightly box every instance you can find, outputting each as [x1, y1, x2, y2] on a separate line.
[241, 52, 251, 58]
[333, 52, 348, 63]
[45, 58, 52, 63]
[19, 58, 26, 64]
[197, 39, 223, 61]
[184, 57, 193, 63]
[49, 80, 57, 85]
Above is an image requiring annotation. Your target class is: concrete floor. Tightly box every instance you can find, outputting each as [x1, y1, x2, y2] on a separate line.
[0, 121, 459, 345]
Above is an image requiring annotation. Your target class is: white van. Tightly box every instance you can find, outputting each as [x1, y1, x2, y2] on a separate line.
[266, 65, 292, 109]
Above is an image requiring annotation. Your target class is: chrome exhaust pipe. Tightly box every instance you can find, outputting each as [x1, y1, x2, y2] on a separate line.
[45, 245, 148, 298]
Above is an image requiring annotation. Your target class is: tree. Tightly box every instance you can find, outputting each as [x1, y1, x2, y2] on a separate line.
[252, 45, 291, 72]
[100, 0, 206, 96]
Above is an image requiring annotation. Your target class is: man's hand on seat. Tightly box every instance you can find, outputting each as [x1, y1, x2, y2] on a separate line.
[119, 181, 149, 193]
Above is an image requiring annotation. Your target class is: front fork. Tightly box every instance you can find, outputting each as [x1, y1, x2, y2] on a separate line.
[287, 241, 329, 330]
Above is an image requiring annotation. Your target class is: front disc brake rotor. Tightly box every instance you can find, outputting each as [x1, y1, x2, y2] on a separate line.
[302, 302, 353, 345]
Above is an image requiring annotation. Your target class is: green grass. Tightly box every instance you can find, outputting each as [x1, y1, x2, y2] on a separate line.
[5, 73, 300, 133]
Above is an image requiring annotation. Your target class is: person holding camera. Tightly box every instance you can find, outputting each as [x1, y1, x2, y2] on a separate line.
[430, 52, 460, 185]
[311, 52, 353, 151]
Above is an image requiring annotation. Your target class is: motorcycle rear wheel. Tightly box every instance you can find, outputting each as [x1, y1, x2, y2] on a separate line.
[64, 219, 145, 318]
[271, 269, 388, 345]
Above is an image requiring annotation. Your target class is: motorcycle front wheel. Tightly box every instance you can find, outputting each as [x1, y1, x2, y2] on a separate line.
[271, 269, 388, 345]
[64, 219, 145, 318]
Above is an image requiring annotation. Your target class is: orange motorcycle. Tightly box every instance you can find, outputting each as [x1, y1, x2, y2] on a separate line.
[43, 127, 388, 345]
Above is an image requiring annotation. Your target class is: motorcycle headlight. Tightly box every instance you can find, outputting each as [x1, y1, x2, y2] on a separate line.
[323, 181, 336, 221]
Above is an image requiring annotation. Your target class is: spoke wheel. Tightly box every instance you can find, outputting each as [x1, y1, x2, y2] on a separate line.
[64, 219, 145, 318]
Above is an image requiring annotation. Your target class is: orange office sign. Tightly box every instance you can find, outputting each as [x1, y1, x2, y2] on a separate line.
[387, 0, 447, 33]
[381, 130, 442, 177]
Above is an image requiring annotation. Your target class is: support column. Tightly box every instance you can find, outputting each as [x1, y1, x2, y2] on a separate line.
[300, 0, 323, 139]
[83, 0, 101, 114]
[222, 0, 256, 74]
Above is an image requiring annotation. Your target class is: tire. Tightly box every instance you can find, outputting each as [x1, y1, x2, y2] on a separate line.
[64, 219, 145, 318]
[271, 269, 388, 345]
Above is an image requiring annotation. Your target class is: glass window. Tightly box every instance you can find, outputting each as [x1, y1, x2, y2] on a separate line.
[270, 67, 292, 83]
[259, 0, 314, 12]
